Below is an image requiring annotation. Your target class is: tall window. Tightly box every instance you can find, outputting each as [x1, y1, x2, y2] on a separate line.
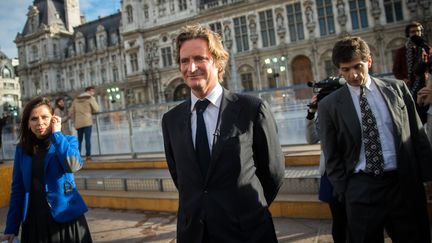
[316, 0, 336, 36]
[130, 53, 138, 72]
[241, 73, 253, 91]
[126, 5, 134, 23]
[384, 0, 403, 23]
[179, 0, 187, 11]
[101, 68, 107, 83]
[113, 67, 119, 82]
[259, 10, 276, 47]
[349, 0, 368, 30]
[56, 72, 63, 90]
[143, 4, 149, 19]
[233, 16, 249, 52]
[70, 79, 75, 90]
[53, 43, 57, 58]
[286, 3, 305, 42]
[32, 45, 39, 61]
[324, 60, 338, 77]
[161, 47, 172, 67]
[209, 22, 223, 38]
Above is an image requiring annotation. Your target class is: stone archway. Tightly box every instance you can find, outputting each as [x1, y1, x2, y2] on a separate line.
[173, 83, 190, 101]
[291, 55, 314, 100]
[164, 78, 190, 102]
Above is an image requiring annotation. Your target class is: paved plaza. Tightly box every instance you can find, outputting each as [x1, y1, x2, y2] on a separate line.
[0, 206, 339, 242]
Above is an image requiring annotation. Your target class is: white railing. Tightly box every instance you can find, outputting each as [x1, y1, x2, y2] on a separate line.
[0, 85, 314, 160]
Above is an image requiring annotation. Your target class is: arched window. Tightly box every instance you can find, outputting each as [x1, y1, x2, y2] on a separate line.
[126, 5, 134, 23]
[2, 67, 11, 78]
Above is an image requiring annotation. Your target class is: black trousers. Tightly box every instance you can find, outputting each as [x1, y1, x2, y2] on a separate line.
[329, 199, 349, 243]
[345, 171, 430, 243]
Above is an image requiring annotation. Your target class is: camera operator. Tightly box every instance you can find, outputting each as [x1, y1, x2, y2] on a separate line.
[393, 21, 432, 124]
[306, 77, 348, 243]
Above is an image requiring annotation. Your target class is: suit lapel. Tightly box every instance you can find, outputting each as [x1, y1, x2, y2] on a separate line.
[372, 77, 402, 143]
[179, 100, 203, 176]
[336, 85, 362, 147]
[207, 90, 240, 180]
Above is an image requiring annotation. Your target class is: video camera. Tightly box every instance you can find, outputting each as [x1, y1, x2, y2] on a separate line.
[307, 76, 346, 109]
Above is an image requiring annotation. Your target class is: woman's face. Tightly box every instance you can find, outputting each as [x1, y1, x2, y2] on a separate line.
[57, 99, 64, 108]
[28, 105, 52, 138]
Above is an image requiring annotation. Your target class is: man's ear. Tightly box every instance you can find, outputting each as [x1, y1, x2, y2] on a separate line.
[368, 56, 372, 68]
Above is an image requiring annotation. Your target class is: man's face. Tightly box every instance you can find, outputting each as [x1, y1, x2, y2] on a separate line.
[179, 38, 219, 99]
[88, 88, 95, 96]
[408, 26, 422, 38]
[338, 56, 371, 87]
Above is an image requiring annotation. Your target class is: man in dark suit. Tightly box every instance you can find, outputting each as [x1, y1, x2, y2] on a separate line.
[319, 36, 432, 242]
[161, 24, 285, 243]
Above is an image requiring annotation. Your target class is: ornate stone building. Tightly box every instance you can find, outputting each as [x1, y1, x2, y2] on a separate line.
[0, 52, 21, 117]
[16, 0, 431, 110]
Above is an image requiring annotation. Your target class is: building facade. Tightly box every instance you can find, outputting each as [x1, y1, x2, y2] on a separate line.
[16, 0, 432, 110]
[0, 52, 21, 118]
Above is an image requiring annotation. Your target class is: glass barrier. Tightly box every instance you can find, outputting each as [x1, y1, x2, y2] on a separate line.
[0, 85, 313, 160]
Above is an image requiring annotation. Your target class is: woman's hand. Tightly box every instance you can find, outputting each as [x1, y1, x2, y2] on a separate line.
[417, 87, 432, 105]
[51, 115, 62, 133]
[0, 234, 15, 243]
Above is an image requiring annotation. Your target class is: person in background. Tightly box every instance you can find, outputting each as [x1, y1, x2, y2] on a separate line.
[393, 21, 431, 123]
[0, 96, 92, 243]
[319, 36, 432, 242]
[0, 113, 9, 149]
[70, 86, 99, 161]
[306, 94, 348, 243]
[54, 97, 71, 135]
[417, 83, 432, 145]
[162, 24, 285, 243]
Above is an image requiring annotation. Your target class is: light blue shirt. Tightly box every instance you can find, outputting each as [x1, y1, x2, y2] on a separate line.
[190, 83, 223, 153]
[347, 76, 397, 172]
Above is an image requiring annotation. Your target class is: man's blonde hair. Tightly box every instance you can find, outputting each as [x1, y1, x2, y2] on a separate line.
[176, 24, 229, 81]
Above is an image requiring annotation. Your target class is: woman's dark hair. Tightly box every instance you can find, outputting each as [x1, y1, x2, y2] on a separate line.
[19, 96, 54, 155]
[55, 97, 64, 108]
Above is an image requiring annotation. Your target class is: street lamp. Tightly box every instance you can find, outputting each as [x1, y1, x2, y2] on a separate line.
[264, 55, 287, 88]
[107, 86, 121, 103]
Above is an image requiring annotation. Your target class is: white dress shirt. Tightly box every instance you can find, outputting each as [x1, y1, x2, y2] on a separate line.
[346, 76, 397, 172]
[190, 83, 223, 153]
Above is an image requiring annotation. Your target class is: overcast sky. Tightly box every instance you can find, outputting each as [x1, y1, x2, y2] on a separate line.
[0, 0, 121, 59]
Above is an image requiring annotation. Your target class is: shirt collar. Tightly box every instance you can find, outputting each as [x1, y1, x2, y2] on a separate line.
[190, 82, 223, 111]
[347, 76, 373, 94]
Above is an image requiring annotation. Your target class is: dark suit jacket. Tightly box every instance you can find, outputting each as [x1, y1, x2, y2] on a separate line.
[162, 89, 285, 243]
[318, 77, 432, 199]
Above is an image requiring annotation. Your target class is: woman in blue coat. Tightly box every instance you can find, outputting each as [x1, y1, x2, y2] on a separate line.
[1, 96, 92, 243]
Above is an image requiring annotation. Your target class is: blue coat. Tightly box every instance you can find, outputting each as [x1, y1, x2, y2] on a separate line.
[4, 132, 88, 235]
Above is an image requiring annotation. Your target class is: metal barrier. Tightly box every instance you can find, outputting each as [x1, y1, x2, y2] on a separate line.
[0, 85, 314, 160]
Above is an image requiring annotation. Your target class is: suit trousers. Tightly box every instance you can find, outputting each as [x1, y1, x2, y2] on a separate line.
[345, 171, 430, 243]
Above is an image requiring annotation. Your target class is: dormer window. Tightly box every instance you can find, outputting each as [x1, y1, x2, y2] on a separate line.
[2, 67, 11, 78]
[126, 5, 134, 23]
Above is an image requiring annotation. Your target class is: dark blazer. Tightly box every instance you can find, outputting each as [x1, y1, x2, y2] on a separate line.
[318, 77, 432, 198]
[4, 132, 87, 236]
[162, 89, 285, 243]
